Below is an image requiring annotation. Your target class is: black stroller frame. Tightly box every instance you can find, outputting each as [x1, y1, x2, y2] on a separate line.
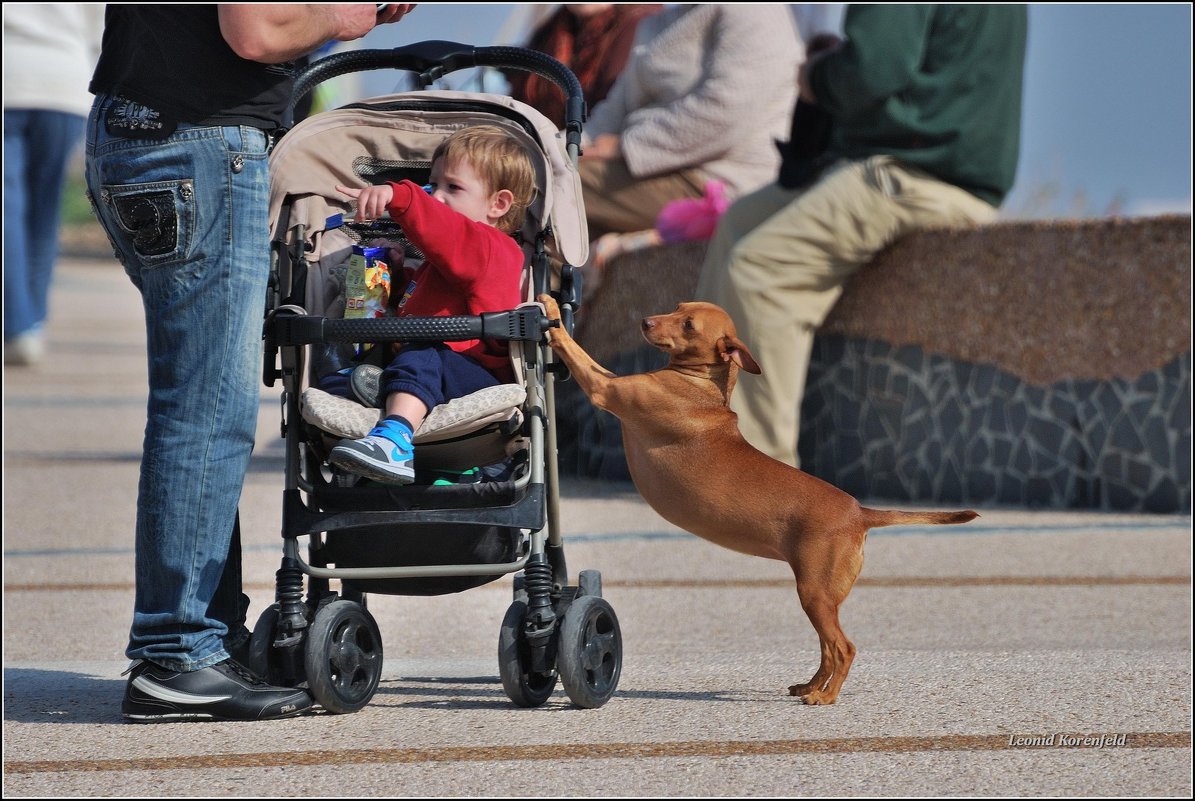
[252, 42, 618, 713]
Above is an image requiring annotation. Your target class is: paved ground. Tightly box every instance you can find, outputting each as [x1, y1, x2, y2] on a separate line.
[3, 258, 1191, 796]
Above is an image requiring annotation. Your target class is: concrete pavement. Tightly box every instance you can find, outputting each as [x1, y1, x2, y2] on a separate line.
[2, 258, 1191, 796]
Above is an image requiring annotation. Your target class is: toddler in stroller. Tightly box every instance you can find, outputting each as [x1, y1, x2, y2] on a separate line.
[254, 42, 619, 716]
[322, 124, 537, 485]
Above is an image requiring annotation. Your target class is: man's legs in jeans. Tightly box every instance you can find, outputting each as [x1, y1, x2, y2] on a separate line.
[85, 96, 267, 672]
[696, 156, 997, 467]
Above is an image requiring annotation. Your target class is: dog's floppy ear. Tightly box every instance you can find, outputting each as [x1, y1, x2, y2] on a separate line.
[719, 335, 762, 374]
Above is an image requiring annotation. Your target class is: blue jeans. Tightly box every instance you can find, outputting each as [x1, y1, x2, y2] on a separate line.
[3, 108, 86, 340]
[84, 94, 271, 671]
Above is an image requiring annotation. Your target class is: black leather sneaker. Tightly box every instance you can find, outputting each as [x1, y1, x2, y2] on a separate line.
[350, 364, 384, 408]
[122, 659, 312, 723]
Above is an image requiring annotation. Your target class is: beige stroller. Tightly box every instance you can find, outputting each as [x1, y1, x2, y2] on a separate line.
[250, 42, 619, 714]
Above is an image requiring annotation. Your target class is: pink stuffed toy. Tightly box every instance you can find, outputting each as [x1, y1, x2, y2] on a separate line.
[654, 181, 730, 243]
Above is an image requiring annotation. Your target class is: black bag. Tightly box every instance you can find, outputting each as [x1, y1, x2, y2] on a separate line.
[775, 99, 834, 190]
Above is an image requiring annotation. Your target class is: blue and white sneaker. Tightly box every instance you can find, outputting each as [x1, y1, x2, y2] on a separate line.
[328, 418, 416, 484]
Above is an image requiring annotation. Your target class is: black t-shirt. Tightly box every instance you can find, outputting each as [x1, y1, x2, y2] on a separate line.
[89, 5, 294, 130]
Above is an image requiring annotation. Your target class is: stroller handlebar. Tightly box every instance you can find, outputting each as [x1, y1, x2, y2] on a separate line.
[291, 42, 586, 147]
[269, 307, 556, 348]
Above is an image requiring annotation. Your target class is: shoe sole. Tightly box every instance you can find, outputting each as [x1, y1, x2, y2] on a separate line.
[328, 448, 415, 485]
[122, 706, 309, 723]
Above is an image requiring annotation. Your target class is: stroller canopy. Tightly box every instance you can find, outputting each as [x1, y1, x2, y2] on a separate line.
[268, 89, 590, 271]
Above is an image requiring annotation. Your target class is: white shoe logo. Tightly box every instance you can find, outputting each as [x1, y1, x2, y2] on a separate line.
[133, 675, 232, 705]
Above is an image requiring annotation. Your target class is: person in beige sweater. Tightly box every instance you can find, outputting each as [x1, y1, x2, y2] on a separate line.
[579, 4, 802, 254]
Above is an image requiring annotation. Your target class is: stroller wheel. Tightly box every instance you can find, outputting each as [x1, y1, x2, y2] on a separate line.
[557, 595, 622, 709]
[498, 600, 558, 707]
[304, 599, 383, 714]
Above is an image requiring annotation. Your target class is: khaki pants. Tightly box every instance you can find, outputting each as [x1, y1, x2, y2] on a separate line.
[695, 156, 997, 467]
[579, 157, 705, 240]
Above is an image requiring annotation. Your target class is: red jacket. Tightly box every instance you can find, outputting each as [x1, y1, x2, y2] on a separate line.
[386, 180, 524, 381]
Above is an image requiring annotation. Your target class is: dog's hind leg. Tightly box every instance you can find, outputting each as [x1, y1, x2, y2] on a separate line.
[788, 629, 833, 698]
[791, 591, 855, 705]
[788, 536, 865, 704]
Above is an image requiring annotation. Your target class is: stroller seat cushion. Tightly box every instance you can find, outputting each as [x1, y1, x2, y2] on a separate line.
[412, 383, 527, 443]
[301, 387, 380, 440]
[301, 384, 526, 443]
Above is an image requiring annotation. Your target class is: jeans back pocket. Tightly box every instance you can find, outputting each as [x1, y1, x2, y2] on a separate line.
[97, 179, 194, 267]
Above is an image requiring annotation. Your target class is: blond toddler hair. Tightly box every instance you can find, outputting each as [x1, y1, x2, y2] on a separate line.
[432, 125, 537, 234]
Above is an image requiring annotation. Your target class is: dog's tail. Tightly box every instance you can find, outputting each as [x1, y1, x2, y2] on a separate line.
[861, 508, 979, 530]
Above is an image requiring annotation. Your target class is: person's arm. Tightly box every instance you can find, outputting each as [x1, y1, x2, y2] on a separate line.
[584, 133, 622, 160]
[797, 33, 843, 104]
[805, 5, 933, 114]
[217, 4, 415, 64]
[384, 182, 517, 291]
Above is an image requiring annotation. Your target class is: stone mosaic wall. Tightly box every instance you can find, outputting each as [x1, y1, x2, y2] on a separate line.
[798, 340, 1191, 512]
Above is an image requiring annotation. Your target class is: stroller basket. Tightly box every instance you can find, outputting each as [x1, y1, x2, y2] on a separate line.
[311, 479, 530, 597]
[251, 41, 620, 715]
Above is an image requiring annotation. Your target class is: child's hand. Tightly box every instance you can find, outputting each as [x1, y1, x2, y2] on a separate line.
[367, 238, 405, 272]
[336, 183, 394, 222]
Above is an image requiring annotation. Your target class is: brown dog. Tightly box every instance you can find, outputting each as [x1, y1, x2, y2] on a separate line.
[540, 296, 977, 704]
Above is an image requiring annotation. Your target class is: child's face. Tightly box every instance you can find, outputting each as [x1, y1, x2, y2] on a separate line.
[427, 156, 512, 228]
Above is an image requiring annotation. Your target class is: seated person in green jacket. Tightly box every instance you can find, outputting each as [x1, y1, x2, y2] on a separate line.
[696, 4, 1028, 469]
